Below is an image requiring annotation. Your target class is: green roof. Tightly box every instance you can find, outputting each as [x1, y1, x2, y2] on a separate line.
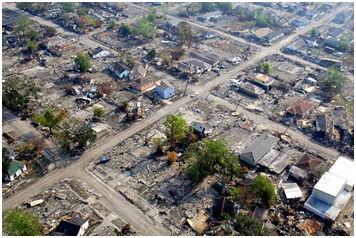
[8, 160, 25, 176]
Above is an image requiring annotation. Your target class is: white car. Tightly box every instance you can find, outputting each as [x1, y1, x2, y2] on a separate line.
[191, 92, 199, 98]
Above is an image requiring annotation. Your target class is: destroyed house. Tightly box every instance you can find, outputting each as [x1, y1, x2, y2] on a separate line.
[286, 99, 314, 117]
[189, 52, 219, 67]
[285, 38, 305, 54]
[2, 8, 19, 30]
[197, 10, 222, 22]
[108, 61, 130, 79]
[315, 114, 327, 137]
[333, 10, 353, 24]
[163, 18, 181, 30]
[289, 153, 323, 180]
[263, 30, 285, 43]
[211, 197, 235, 218]
[239, 132, 279, 166]
[51, 216, 89, 236]
[89, 47, 110, 59]
[323, 27, 344, 48]
[331, 106, 347, 128]
[291, 16, 309, 27]
[238, 82, 265, 98]
[45, 36, 66, 49]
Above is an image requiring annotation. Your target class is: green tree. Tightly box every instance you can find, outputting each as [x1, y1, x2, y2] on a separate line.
[26, 29, 39, 41]
[251, 174, 277, 207]
[2, 148, 12, 180]
[200, 2, 216, 12]
[147, 49, 156, 60]
[55, 117, 96, 153]
[311, 27, 319, 37]
[178, 21, 192, 47]
[60, 2, 75, 12]
[321, 67, 346, 102]
[32, 106, 67, 135]
[253, 7, 272, 27]
[147, 8, 157, 23]
[171, 47, 185, 60]
[163, 115, 189, 148]
[125, 55, 136, 67]
[16, 139, 44, 160]
[3, 207, 43, 236]
[45, 26, 57, 37]
[184, 138, 241, 183]
[220, 214, 270, 236]
[258, 62, 270, 73]
[108, 19, 117, 29]
[338, 35, 351, 51]
[75, 52, 92, 73]
[133, 18, 155, 38]
[93, 106, 105, 119]
[217, 2, 233, 14]
[159, 3, 168, 20]
[26, 40, 39, 54]
[119, 23, 133, 37]
[2, 76, 40, 114]
[15, 15, 34, 37]
[63, 13, 70, 24]
[161, 54, 171, 67]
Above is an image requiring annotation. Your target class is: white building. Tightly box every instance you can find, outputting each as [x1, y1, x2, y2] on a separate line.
[304, 157, 354, 220]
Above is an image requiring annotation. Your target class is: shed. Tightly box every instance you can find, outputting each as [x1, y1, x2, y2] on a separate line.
[6, 159, 26, 181]
[281, 183, 303, 199]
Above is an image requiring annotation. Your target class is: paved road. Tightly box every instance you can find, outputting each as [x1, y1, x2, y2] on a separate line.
[2, 2, 349, 235]
[208, 95, 341, 161]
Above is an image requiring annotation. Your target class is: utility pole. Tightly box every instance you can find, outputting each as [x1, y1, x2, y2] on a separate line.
[184, 77, 189, 95]
[234, 97, 243, 111]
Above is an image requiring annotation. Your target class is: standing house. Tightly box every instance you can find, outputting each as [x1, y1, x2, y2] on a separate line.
[247, 73, 274, 90]
[238, 82, 265, 98]
[239, 132, 279, 166]
[108, 61, 130, 79]
[191, 121, 213, 136]
[287, 99, 314, 118]
[155, 81, 174, 99]
[189, 52, 219, 67]
[6, 159, 26, 182]
[129, 63, 159, 92]
[251, 27, 271, 41]
[89, 47, 110, 59]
